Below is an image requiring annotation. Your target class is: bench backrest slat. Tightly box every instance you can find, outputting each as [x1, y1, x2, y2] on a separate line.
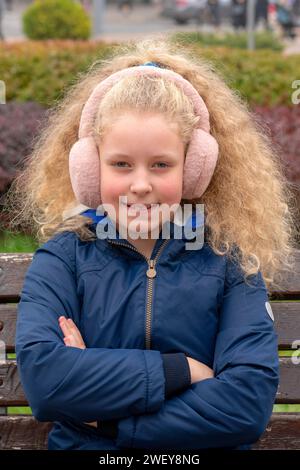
[0, 251, 300, 301]
[1, 303, 299, 352]
[0, 358, 298, 406]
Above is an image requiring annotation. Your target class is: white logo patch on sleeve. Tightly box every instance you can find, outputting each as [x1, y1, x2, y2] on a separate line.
[265, 301, 274, 321]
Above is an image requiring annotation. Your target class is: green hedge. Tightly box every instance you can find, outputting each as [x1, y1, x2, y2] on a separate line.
[0, 41, 114, 106]
[0, 230, 39, 253]
[23, 0, 91, 40]
[0, 40, 299, 106]
[171, 31, 284, 51]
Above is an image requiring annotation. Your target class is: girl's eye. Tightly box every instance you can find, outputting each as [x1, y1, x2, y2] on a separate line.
[112, 162, 129, 168]
[154, 162, 169, 168]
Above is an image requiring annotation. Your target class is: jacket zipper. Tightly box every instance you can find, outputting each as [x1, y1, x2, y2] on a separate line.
[107, 238, 170, 349]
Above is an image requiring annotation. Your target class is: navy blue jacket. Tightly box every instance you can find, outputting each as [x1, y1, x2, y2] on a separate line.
[15, 208, 279, 450]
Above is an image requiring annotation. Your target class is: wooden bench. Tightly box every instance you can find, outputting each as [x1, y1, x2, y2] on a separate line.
[0, 251, 300, 450]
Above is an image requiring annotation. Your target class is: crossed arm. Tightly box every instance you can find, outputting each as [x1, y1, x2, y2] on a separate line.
[57, 277, 279, 449]
[58, 316, 214, 428]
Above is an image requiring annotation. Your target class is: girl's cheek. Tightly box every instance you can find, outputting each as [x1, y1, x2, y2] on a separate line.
[159, 180, 182, 204]
[101, 174, 127, 202]
[101, 186, 115, 203]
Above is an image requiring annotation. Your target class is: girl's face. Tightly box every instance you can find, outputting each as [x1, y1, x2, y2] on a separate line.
[98, 111, 185, 238]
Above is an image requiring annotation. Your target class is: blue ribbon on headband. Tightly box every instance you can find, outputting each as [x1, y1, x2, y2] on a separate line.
[141, 61, 163, 68]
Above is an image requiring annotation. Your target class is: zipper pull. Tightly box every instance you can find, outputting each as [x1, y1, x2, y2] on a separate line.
[146, 259, 157, 278]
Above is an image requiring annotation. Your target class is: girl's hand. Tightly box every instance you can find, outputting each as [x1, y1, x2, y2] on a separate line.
[58, 316, 97, 427]
[58, 316, 86, 349]
[186, 356, 214, 384]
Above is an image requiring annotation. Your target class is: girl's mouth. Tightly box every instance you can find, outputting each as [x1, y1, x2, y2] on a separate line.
[122, 202, 160, 211]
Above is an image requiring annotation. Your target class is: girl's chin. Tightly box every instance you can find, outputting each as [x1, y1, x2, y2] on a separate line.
[116, 217, 161, 237]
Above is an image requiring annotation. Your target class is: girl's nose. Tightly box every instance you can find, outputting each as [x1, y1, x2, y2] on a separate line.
[130, 181, 152, 194]
[130, 172, 152, 195]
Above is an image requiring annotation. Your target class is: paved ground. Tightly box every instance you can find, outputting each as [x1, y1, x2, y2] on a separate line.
[0, 1, 226, 41]
[1, 0, 299, 53]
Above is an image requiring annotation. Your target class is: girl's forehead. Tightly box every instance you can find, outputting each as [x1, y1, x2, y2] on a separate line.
[111, 112, 180, 134]
[111, 110, 171, 123]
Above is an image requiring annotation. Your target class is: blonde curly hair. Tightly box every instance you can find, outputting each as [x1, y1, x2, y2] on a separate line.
[3, 36, 299, 291]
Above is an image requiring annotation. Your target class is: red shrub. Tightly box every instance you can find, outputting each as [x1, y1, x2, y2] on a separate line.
[0, 101, 46, 194]
[253, 105, 300, 186]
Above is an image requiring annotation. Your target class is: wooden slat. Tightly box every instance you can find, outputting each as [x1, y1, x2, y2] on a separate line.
[0, 358, 299, 406]
[0, 361, 25, 406]
[1, 302, 299, 352]
[0, 414, 299, 450]
[0, 250, 300, 302]
[0, 416, 52, 450]
[277, 357, 300, 404]
[0, 253, 33, 302]
[273, 302, 300, 349]
[252, 413, 300, 450]
[0, 305, 17, 353]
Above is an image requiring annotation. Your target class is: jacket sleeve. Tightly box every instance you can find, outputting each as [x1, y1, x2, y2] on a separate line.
[114, 256, 280, 449]
[15, 237, 189, 424]
[97, 352, 191, 439]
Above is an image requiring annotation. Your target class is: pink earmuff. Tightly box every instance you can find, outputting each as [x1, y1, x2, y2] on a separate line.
[69, 65, 219, 209]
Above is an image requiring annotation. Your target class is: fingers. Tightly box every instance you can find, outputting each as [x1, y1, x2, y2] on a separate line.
[64, 335, 75, 347]
[59, 316, 72, 337]
[83, 421, 98, 428]
[59, 316, 86, 349]
[59, 317, 79, 340]
[67, 318, 85, 345]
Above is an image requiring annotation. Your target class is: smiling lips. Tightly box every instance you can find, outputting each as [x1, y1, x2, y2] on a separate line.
[122, 202, 160, 211]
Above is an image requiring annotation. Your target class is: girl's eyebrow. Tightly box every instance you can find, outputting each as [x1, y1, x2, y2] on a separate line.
[106, 153, 177, 159]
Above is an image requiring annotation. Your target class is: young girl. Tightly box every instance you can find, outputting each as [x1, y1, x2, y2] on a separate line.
[7, 37, 298, 451]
